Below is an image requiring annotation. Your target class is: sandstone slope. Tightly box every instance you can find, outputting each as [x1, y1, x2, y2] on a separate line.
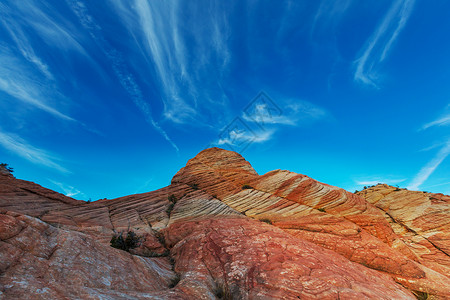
[1, 148, 449, 299]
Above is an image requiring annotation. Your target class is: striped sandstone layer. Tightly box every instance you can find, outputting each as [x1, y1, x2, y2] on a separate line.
[1, 148, 449, 298]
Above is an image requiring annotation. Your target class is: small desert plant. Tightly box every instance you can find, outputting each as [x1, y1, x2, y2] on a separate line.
[0, 163, 13, 173]
[354, 190, 359, 194]
[242, 184, 253, 190]
[168, 256, 175, 267]
[110, 231, 141, 252]
[213, 281, 232, 300]
[166, 203, 175, 215]
[167, 252, 180, 288]
[317, 207, 326, 212]
[169, 273, 181, 288]
[190, 183, 199, 190]
[412, 291, 430, 300]
[154, 231, 166, 246]
[260, 218, 272, 225]
[168, 194, 177, 203]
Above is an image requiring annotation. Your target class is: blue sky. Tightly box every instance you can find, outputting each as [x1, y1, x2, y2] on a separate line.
[1, 0, 449, 200]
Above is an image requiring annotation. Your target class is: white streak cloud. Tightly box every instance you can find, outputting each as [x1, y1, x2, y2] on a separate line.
[354, 0, 415, 86]
[1, 0, 95, 59]
[311, 0, 352, 36]
[0, 130, 69, 173]
[356, 178, 406, 186]
[217, 128, 275, 147]
[110, 0, 231, 125]
[48, 179, 85, 198]
[407, 141, 450, 191]
[421, 114, 450, 130]
[66, 0, 179, 152]
[1, 20, 53, 79]
[243, 100, 328, 127]
[0, 47, 74, 121]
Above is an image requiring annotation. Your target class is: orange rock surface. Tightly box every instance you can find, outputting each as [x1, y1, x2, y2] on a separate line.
[1, 148, 449, 299]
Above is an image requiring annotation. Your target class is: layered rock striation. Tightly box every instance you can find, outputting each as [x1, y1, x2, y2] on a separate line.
[1, 148, 449, 299]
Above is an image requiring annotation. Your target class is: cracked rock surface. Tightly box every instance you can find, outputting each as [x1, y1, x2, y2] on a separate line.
[0, 148, 449, 299]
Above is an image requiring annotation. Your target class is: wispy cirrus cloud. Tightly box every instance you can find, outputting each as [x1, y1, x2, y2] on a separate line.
[66, 0, 179, 152]
[420, 106, 450, 130]
[48, 179, 85, 198]
[243, 99, 328, 127]
[1, 20, 53, 80]
[1, 0, 96, 59]
[422, 115, 450, 130]
[407, 140, 450, 191]
[311, 0, 353, 36]
[422, 181, 450, 189]
[213, 94, 329, 152]
[354, 0, 415, 86]
[217, 128, 275, 147]
[355, 178, 406, 186]
[409, 105, 450, 190]
[0, 130, 69, 173]
[0, 0, 108, 123]
[345, 176, 406, 193]
[0, 47, 74, 121]
[110, 0, 232, 126]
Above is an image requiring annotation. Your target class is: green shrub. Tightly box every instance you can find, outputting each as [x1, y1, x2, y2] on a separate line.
[169, 273, 181, 288]
[168, 194, 177, 203]
[110, 231, 141, 252]
[190, 183, 199, 190]
[260, 218, 272, 225]
[412, 291, 430, 300]
[0, 163, 13, 173]
[166, 203, 175, 215]
[214, 281, 232, 299]
[167, 253, 180, 288]
[242, 184, 253, 189]
[154, 231, 166, 246]
[317, 208, 326, 212]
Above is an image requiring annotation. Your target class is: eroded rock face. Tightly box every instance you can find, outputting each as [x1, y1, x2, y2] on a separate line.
[0, 147, 449, 299]
[169, 148, 450, 298]
[0, 210, 175, 299]
[357, 185, 450, 278]
[164, 216, 415, 299]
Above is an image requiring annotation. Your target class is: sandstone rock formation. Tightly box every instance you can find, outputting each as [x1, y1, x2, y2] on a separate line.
[1, 148, 449, 299]
[357, 185, 450, 279]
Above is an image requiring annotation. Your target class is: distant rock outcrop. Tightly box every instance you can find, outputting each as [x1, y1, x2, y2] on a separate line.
[1, 148, 449, 299]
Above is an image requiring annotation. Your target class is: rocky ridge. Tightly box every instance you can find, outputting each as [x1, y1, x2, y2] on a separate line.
[0, 148, 449, 299]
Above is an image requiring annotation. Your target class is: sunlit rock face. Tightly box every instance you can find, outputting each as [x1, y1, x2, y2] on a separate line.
[357, 185, 450, 278]
[1, 147, 449, 299]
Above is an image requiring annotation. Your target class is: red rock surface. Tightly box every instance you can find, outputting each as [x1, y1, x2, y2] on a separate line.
[164, 216, 414, 299]
[357, 185, 450, 278]
[0, 148, 449, 298]
[0, 210, 175, 299]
